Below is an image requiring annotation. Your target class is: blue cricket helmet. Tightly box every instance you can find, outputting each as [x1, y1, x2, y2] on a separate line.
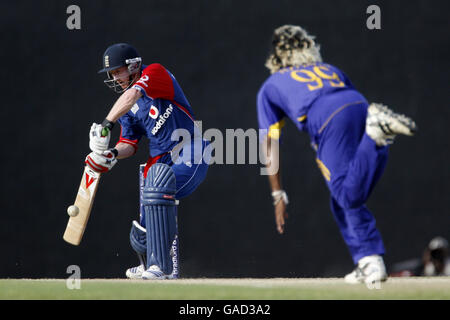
[98, 43, 141, 73]
[98, 43, 142, 93]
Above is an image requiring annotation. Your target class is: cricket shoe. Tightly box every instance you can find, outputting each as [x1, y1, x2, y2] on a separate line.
[125, 264, 145, 279]
[344, 255, 388, 284]
[366, 103, 417, 146]
[141, 265, 172, 280]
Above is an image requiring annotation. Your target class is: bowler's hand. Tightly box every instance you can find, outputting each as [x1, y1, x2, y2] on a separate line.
[274, 200, 288, 234]
[272, 190, 289, 234]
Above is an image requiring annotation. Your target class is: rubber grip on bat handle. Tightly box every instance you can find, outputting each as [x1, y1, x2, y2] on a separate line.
[100, 119, 114, 137]
[101, 127, 110, 137]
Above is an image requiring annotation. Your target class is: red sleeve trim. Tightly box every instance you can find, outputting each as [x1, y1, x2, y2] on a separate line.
[116, 125, 139, 154]
[116, 139, 138, 154]
[118, 137, 138, 146]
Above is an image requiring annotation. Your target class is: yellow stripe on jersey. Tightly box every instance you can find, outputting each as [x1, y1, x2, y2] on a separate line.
[268, 119, 286, 139]
[297, 115, 307, 122]
[316, 158, 331, 181]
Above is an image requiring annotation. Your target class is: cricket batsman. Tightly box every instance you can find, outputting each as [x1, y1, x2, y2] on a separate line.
[86, 43, 209, 279]
[257, 25, 417, 284]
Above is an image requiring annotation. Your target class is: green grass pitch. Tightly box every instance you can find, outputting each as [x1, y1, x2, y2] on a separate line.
[1, 277, 449, 300]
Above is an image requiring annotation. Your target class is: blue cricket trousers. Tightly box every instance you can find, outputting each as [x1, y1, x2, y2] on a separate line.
[307, 90, 387, 264]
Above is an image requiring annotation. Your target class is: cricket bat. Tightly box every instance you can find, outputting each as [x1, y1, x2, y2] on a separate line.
[63, 166, 101, 245]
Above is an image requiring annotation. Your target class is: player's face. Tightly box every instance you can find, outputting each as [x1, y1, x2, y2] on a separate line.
[109, 66, 130, 89]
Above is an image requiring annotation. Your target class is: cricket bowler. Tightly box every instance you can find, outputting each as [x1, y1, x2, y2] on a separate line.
[86, 43, 209, 279]
[257, 25, 417, 284]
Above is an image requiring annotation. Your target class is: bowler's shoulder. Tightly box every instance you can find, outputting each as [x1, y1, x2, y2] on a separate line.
[258, 73, 282, 97]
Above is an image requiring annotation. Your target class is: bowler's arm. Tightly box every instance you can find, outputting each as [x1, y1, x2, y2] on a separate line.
[261, 136, 288, 234]
[261, 135, 283, 189]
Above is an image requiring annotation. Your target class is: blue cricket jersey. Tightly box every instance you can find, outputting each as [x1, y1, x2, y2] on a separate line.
[117, 63, 196, 160]
[257, 62, 367, 142]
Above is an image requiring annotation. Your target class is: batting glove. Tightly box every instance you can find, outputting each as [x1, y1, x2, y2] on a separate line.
[89, 122, 111, 154]
[85, 149, 118, 173]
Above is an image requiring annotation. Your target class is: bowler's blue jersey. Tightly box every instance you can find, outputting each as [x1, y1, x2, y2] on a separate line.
[117, 63, 196, 160]
[257, 62, 360, 140]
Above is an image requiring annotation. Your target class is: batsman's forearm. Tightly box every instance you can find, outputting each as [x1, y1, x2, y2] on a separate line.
[105, 88, 142, 123]
[115, 142, 137, 159]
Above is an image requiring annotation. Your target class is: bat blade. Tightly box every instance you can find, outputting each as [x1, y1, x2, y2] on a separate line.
[63, 166, 101, 245]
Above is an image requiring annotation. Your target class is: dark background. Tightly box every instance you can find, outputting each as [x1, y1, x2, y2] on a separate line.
[1, 0, 448, 279]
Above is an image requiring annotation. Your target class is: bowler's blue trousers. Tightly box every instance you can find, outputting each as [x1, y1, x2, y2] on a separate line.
[307, 90, 387, 264]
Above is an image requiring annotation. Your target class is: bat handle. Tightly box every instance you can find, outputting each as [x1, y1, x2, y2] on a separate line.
[101, 119, 114, 137]
[101, 127, 110, 137]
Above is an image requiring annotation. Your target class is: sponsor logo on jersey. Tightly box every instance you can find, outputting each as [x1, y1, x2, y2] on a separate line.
[151, 104, 174, 135]
[149, 105, 159, 119]
[131, 103, 140, 114]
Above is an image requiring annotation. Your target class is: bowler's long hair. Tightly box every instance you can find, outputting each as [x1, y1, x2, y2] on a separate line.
[265, 25, 322, 74]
